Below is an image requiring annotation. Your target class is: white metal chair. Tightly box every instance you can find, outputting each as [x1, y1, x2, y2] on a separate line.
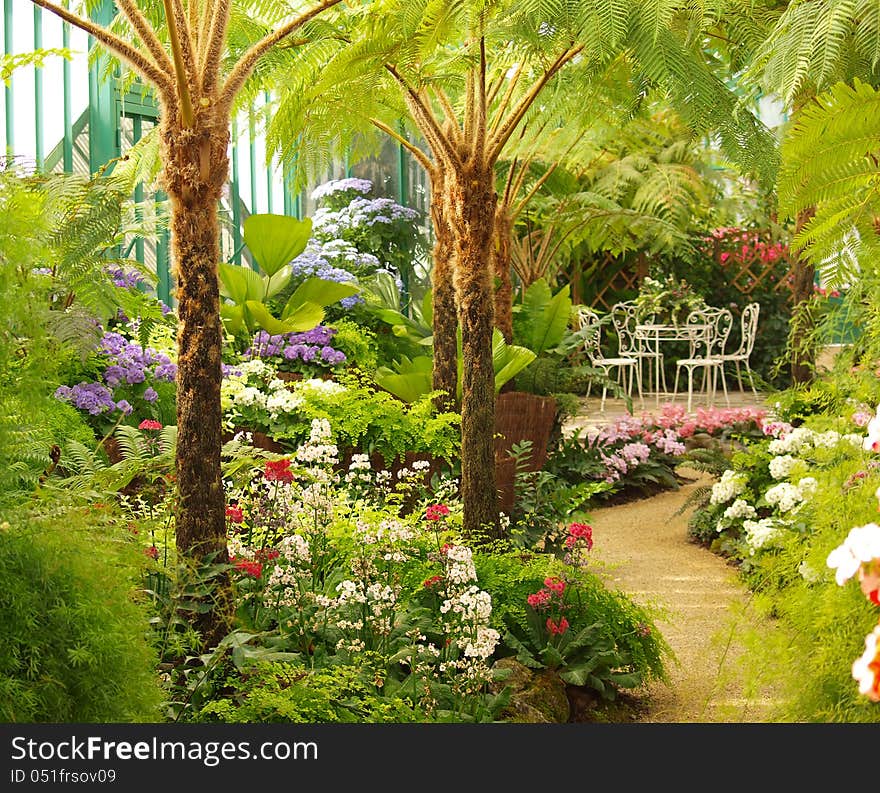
[576, 306, 642, 412]
[716, 302, 760, 396]
[672, 307, 733, 412]
[611, 300, 657, 398]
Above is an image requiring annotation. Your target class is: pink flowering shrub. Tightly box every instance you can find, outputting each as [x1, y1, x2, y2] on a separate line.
[546, 402, 766, 501]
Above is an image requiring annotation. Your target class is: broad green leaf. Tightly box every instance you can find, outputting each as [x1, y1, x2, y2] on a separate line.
[277, 300, 326, 332]
[517, 277, 572, 355]
[243, 214, 312, 276]
[374, 370, 432, 402]
[220, 303, 246, 335]
[243, 301, 288, 335]
[494, 343, 536, 390]
[374, 356, 433, 402]
[264, 268, 292, 299]
[219, 262, 265, 303]
[287, 276, 359, 309]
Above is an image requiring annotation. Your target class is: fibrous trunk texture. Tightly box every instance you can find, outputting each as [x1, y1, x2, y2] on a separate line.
[430, 170, 458, 410]
[161, 108, 232, 645]
[492, 207, 514, 343]
[447, 165, 499, 537]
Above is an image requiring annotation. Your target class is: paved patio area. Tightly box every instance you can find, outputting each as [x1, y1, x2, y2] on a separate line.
[562, 388, 774, 436]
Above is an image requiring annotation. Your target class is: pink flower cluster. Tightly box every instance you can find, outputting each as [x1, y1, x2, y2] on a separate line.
[527, 577, 570, 637]
[761, 420, 794, 438]
[565, 522, 593, 551]
[586, 404, 765, 485]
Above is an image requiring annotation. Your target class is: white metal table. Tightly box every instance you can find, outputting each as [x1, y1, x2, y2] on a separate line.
[634, 322, 710, 404]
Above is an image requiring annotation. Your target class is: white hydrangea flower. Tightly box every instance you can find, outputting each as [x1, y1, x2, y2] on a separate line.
[764, 482, 803, 513]
[723, 498, 757, 521]
[769, 455, 797, 480]
[797, 476, 818, 497]
[709, 469, 748, 505]
[743, 518, 782, 555]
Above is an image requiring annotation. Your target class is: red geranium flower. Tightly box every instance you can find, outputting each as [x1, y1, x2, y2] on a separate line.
[225, 504, 244, 524]
[426, 504, 450, 521]
[138, 419, 162, 431]
[544, 576, 566, 595]
[255, 548, 280, 563]
[144, 545, 159, 560]
[264, 458, 293, 483]
[423, 575, 443, 589]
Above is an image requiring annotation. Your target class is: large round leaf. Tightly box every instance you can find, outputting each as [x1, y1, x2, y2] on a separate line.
[243, 214, 313, 277]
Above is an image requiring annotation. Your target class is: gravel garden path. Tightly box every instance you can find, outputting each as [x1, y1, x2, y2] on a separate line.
[585, 466, 788, 723]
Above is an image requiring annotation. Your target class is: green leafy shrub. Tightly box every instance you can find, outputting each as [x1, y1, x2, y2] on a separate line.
[193, 661, 426, 723]
[472, 546, 669, 698]
[0, 511, 164, 722]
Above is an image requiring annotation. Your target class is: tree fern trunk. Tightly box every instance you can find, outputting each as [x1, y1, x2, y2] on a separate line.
[447, 165, 499, 538]
[430, 170, 458, 410]
[161, 109, 231, 646]
[493, 207, 514, 343]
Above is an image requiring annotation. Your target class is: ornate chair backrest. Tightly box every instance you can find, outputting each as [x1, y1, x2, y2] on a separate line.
[685, 307, 732, 359]
[575, 306, 603, 363]
[740, 302, 760, 357]
[611, 300, 651, 357]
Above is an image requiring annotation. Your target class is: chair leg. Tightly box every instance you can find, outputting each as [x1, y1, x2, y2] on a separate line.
[709, 364, 727, 407]
[687, 367, 694, 413]
[734, 359, 744, 391]
[745, 362, 758, 396]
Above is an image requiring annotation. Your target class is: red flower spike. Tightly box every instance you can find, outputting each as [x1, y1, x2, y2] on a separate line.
[138, 419, 162, 431]
[234, 559, 263, 578]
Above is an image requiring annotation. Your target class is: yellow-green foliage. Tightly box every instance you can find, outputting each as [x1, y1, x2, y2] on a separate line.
[194, 662, 425, 723]
[737, 441, 880, 722]
[0, 504, 165, 723]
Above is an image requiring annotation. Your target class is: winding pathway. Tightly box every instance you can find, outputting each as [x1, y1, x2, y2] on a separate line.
[586, 467, 787, 722]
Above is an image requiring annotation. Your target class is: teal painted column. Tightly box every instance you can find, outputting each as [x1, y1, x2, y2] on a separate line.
[88, 0, 119, 173]
[248, 106, 258, 214]
[396, 129, 411, 312]
[4, 0, 14, 157]
[156, 189, 171, 306]
[62, 20, 72, 172]
[33, 6, 42, 168]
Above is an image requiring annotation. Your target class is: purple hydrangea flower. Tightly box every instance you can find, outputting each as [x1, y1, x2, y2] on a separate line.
[310, 178, 373, 202]
[116, 400, 133, 415]
[143, 387, 158, 403]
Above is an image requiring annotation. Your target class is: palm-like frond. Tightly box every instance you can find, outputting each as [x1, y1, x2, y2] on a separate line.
[749, 0, 880, 104]
[778, 77, 880, 282]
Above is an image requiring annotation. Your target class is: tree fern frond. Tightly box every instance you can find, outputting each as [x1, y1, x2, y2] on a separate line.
[778, 78, 880, 272]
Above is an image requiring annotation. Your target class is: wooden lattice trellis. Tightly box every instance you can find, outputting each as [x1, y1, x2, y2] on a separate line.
[569, 232, 795, 313]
